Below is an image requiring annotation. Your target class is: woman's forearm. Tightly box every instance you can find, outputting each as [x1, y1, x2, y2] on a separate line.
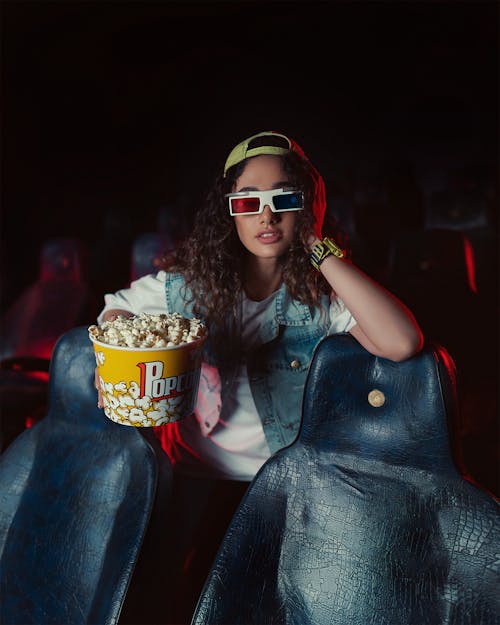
[317, 249, 423, 361]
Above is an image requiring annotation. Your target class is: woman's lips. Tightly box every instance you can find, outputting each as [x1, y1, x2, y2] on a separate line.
[256, 230, 282, 244]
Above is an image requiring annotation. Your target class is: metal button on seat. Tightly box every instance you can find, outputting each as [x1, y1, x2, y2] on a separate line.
[290, 359, 300, 370]
[368, 389, 385, 407]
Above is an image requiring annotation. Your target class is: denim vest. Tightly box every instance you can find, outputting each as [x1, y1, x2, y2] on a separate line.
[164, 273, 331, 454]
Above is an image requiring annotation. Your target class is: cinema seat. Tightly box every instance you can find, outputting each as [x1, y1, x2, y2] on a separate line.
[130, 232, 174, 282]
[0, 238, 98, 362]
[0, 326, 173, 625]
[0, 238, 99, 449]
[191, 334, 499, 625]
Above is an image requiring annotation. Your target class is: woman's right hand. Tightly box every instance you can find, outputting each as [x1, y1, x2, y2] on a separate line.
[95, 309, 135, 408]
[101, 309, 134, 323]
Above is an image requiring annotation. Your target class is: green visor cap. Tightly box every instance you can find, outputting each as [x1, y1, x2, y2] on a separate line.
[223, 131, 295, 177]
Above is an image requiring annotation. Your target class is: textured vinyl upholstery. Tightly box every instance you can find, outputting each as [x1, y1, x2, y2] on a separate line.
[192, 334, 499, 625]
[0, 326, 172, 625]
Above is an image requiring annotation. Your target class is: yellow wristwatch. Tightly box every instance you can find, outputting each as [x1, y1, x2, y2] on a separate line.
[310, 237, 345, 271]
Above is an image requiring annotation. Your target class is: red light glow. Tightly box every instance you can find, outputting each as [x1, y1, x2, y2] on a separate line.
[462, 235, 478, 294]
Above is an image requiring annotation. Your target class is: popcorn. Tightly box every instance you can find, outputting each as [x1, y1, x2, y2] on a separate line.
[89, 313, 206, 348]
[129, 381, 140, 399]
[88, 312, 206, 349]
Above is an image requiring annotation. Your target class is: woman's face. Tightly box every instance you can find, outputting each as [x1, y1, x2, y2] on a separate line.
[232, 155, 298, 262]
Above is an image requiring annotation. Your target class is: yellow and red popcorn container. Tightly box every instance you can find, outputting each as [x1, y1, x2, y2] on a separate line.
[91, 335, 206, 427]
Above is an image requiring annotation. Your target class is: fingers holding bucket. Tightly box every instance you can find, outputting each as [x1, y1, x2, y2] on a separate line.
[102, 309, 134, 323]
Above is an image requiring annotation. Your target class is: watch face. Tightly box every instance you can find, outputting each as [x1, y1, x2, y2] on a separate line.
[310, 238, 344, 271]
[323, 237, 344, 258]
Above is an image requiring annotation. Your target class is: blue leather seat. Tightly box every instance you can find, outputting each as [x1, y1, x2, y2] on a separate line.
[0, 238, 99, 450]
[191, 334, 499, 625]
[0, 326, 173, 625]
[0, 238, 98, 363]
[130, 232, 175, 282]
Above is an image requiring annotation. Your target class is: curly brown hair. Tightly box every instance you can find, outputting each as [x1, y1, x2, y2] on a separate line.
[163, 151, 345, 327]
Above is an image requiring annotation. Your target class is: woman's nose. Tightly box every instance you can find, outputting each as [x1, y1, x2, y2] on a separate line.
[260, 205, 278, 224]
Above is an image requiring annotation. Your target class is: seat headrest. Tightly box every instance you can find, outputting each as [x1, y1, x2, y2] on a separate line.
[47, 326, 105, 428]
[299, 334, 459, 473]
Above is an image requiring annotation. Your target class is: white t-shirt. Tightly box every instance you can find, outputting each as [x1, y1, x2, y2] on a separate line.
[97, 271, 172, 323]
[165, 293, 278, 481]
[98, 272, 357, 481]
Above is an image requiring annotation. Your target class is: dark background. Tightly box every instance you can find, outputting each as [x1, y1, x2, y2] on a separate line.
[1, 0, 497, 307]
[0, 1, 498, 489]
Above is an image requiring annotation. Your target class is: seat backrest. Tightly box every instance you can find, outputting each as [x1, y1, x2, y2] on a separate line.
[39, 237, 87, 282]
[426, 187, 492, 231]
[0, 238, 98, 361]
[130, 232, 174, 282]
[0, 326, 172, 625]
[192, 334, 499, 625]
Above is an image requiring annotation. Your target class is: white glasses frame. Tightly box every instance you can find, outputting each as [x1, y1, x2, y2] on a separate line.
[225, 188, 304, 216]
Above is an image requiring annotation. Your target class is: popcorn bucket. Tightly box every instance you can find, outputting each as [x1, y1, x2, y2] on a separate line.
[91, 335, 206, 427]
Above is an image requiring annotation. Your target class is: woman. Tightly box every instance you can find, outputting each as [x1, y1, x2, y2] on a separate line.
[97, 130, 423, 621]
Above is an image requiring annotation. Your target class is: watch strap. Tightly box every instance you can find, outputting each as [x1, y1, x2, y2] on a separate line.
[310, 237, 345, 271]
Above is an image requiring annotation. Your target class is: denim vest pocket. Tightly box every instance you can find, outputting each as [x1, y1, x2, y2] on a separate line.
[248, 325, 326, 452]
[266, 325, 325, 372]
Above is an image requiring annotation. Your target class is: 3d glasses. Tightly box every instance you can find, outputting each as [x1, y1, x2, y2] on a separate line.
[225, 188, 304, 216]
